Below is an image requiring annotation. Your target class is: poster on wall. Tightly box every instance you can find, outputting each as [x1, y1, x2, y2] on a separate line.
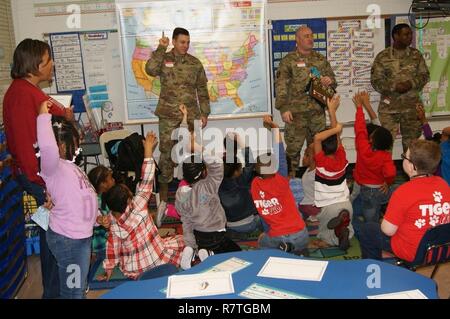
[326, 18, 385, 123]
[117, 0, 270, 123]
[417, 17, 450, 116]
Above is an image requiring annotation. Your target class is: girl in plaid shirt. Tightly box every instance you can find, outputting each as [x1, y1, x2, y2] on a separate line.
[99, 132, 185, 280]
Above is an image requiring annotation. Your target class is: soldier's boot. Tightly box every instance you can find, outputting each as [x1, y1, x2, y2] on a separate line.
[158, 182, 169, 202]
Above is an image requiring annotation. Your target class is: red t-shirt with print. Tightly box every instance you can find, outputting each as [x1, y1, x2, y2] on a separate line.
[251, 173, 306, 237]
[384, 176, 450, 262]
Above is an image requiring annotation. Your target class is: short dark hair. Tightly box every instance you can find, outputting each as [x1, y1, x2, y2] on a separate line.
[408, 139, 441, 175]
[392, 23, 410, 39]
[223, 155, 242, 179]
[182, 154, 206, 184]
[172, 27, 190, 39]
[427, 132, 442, 145]
[11, 39, 51, 79]
[104, 184, 131, 214]
[88, 165, 111, 193]
[321, 134, 338, 155]
[370, 126, 393, 151]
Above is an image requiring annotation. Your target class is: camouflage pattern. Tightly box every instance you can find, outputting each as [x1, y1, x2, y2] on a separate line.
[146, 45, 210, 119]
[285, 106, 326, 172]
[371, 46, 429, 151]
[146, 45, 210, 183]
[275, 50, 336, 171]
[275, 50, 336, 114]
[379, 111, 422, 152]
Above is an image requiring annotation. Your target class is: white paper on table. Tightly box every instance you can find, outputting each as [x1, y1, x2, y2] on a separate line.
[239, 283, 313, 299]
[202, 257, 251, 274]
[257, 257, 328, 281]
[367, 289, 428, 299]
[166, 271, 234, 299]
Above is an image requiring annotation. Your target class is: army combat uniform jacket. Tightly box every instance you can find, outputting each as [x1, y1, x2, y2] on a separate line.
[275, 50, 336, 114]
[371, 46, 429, 114]
[146, 45, 210, 119]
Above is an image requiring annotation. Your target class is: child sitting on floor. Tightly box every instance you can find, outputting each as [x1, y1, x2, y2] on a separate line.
[99, 132, 185, 280]
[175, 141, 241, 270]
[250, 116, 309, 254]
[313, 95, 354, 251]
[219, 132, 263, 234]
[351, 91, 396, 226]
[88, 165, 115, 259]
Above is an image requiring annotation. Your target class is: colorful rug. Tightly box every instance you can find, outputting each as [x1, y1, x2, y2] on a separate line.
[87, 256, 130, 290]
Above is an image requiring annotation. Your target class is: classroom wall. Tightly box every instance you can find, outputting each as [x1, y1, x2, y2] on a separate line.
[10, 0, 447, 165]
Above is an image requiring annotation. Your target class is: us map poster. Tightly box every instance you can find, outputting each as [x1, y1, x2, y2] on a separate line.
[117, 0, 269, 123]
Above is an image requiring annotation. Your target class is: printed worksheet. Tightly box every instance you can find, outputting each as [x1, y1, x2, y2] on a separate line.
[202, 257, 252, 274]
[239, 283, 313, 299]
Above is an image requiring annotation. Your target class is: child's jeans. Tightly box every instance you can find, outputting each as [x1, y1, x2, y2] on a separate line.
[46, 228, 91, 299]
[353, 184, 394, 223]
[259, 227, 309, 254]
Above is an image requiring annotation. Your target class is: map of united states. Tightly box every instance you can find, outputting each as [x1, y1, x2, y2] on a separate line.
[131, 33, 258, 109]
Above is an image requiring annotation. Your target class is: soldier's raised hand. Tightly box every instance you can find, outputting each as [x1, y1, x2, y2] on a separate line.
[159, 35, 170, 48]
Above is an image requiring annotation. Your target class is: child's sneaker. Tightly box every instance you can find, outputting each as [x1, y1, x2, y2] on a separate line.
[180, 246, 194, 270]
[327, 210, 351, 251]
[198, 249, 214, 262]
[279, 242, 294, 252]
[156, 201, 167, 228]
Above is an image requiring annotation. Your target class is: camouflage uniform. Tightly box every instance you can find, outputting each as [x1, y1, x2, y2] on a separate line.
[146, 45, 210, 184]
[275, 50, 336, 173]
[371, 46, 429, 152]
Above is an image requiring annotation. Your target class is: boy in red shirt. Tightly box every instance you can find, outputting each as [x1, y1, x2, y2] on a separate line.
[358, 139, 450, 261]
[351, 91, 396, 226]
[251, 116, 309, 254]
[313, 96, 354, 251]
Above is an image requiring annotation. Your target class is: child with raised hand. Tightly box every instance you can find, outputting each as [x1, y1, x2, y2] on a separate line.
[219, 131, 263, 234]
[155, 103, 200, 227]
[37, 100, 97, 299]
[88, 165, 115, 259]
[351, 91, 396, 227]
[313, 95, 354, 251]
[358, 139, 450, 261]
[250, 115, 309, 254]
[298, 143, 320, 222]
[175, 131, 241, 270]
[100, 132, 185, 280]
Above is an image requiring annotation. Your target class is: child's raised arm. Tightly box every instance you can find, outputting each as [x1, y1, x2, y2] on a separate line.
[313, 123, 343, 155]
[179, 104, 188, 126]
[327, 95, 340, 129]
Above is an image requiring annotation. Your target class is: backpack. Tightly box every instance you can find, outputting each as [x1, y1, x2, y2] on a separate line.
[114, 132, 161, 194]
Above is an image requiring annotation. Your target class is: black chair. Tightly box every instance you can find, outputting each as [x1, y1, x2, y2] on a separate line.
[396, 223, 450, 279]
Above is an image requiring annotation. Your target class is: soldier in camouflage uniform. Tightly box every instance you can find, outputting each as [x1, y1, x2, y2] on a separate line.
[275, 26, 337, 175]
[146, 27, 210, 201]
[371, 23, 429, 152]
